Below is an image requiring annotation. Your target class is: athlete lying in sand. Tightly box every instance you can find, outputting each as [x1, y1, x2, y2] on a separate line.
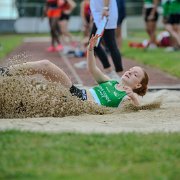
[0, 34, 149, 108]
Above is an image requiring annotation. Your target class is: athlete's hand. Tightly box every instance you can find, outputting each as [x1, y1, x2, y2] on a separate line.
[88, 34, 102, 50]
[123, 86, 135, 100]
[102, 9, 109, 18]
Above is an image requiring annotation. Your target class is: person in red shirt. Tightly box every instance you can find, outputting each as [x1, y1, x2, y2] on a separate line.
[44, 0, 64, 52]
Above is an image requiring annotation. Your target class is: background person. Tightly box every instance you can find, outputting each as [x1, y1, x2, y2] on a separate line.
[161, 0, 170, 24]
[90, 0, 123, 80]
[80, 0, 92, 38]
[164, 0, 180, 51]
[116, 0, 126, 49]
[58, 0, 76, 46]
[143, 0, 159, 49]
[45, 0, 64, 52]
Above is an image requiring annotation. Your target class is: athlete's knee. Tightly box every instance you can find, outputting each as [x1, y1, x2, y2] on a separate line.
[39, 60, 52, 69]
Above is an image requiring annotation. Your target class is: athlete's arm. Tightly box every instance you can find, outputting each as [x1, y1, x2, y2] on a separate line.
[123, 86, 140, 106]
[87, 34, 110, 84]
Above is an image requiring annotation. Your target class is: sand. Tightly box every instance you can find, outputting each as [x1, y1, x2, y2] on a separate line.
[0, 73, 180, 133]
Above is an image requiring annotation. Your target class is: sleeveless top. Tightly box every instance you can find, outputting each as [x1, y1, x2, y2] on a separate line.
[84, 1, 91, 17]
[89, 80, 127, 107]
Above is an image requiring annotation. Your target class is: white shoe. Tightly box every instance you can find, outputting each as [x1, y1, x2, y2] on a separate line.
[165, 46, 174, 52]
[165, 46, 179, 52]
[148, 43, 157, 50]
[74, 61, 87, 69]
[106, 70, 120, 80]
[0, 67, 9, 76]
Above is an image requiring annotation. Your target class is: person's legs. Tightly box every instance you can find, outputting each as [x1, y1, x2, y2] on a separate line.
[116, 0, 126, 49]
[59, 19, 73, 43]
[144, 8, 158, 48]
[49, 18, 56, 47]
[103, 29, 123, 72]
[84, 16, 91, 37]
[116, 25, 122, 49]
[51, 18, 61, 45]
[8, 60, 72, 88]
[147, 21, 157, 45]
[165, 24, 180, 46]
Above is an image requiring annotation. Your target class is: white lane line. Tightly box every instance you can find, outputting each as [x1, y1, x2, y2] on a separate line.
[59, 52, 83, 85]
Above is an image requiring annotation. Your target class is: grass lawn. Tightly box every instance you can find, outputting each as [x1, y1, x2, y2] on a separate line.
[0, 34, 24, 59]
[0, 33, 48, 60]
[0, 131, 180, 180]
[122, 30, 180, 78]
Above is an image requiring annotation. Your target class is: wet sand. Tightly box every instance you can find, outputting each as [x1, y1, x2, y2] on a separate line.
[0, 74, 180, 133]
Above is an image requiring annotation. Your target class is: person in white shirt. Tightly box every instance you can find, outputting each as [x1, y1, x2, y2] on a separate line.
[89, 0, 123, 80]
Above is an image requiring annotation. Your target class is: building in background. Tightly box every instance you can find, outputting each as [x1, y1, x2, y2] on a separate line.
[0, 0, 18, 19]
[0, 0, 19, 32]
[1, 0, 164, 33]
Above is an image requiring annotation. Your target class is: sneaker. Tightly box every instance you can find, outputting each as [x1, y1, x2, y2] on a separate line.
[56, 44, 64, 51]
[165, 46, 179, 52]
[74, 61, 87, 69]
[0, 67, 9, 76]
[165, 46, 174, 52]
[62, 46, 71, 55]
[148, 43, 157, 50]
[106, 70, 120, 80]
[47, 46, 56, 52]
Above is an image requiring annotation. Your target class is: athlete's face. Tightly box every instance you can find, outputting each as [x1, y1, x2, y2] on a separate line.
[121, 66, 144, 89]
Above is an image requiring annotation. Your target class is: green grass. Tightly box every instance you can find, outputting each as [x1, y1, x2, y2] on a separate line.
[121, 30, 180, 77]
[0, 34, 24, 59]
[0, 131, 180, 180]
[0, 33, 48, 60]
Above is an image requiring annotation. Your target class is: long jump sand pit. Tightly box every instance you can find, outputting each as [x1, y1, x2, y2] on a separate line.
[0, 76, 180, 133]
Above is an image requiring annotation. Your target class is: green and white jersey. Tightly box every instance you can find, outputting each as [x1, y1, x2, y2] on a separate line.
[169, 0, 180, 14]
[89, 80, 128, 108]
[161, 0, 170, 16]
[144, 0, 154, 8]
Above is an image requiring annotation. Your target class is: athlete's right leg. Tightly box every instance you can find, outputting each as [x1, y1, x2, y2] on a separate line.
[8, 60, 72, 88]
